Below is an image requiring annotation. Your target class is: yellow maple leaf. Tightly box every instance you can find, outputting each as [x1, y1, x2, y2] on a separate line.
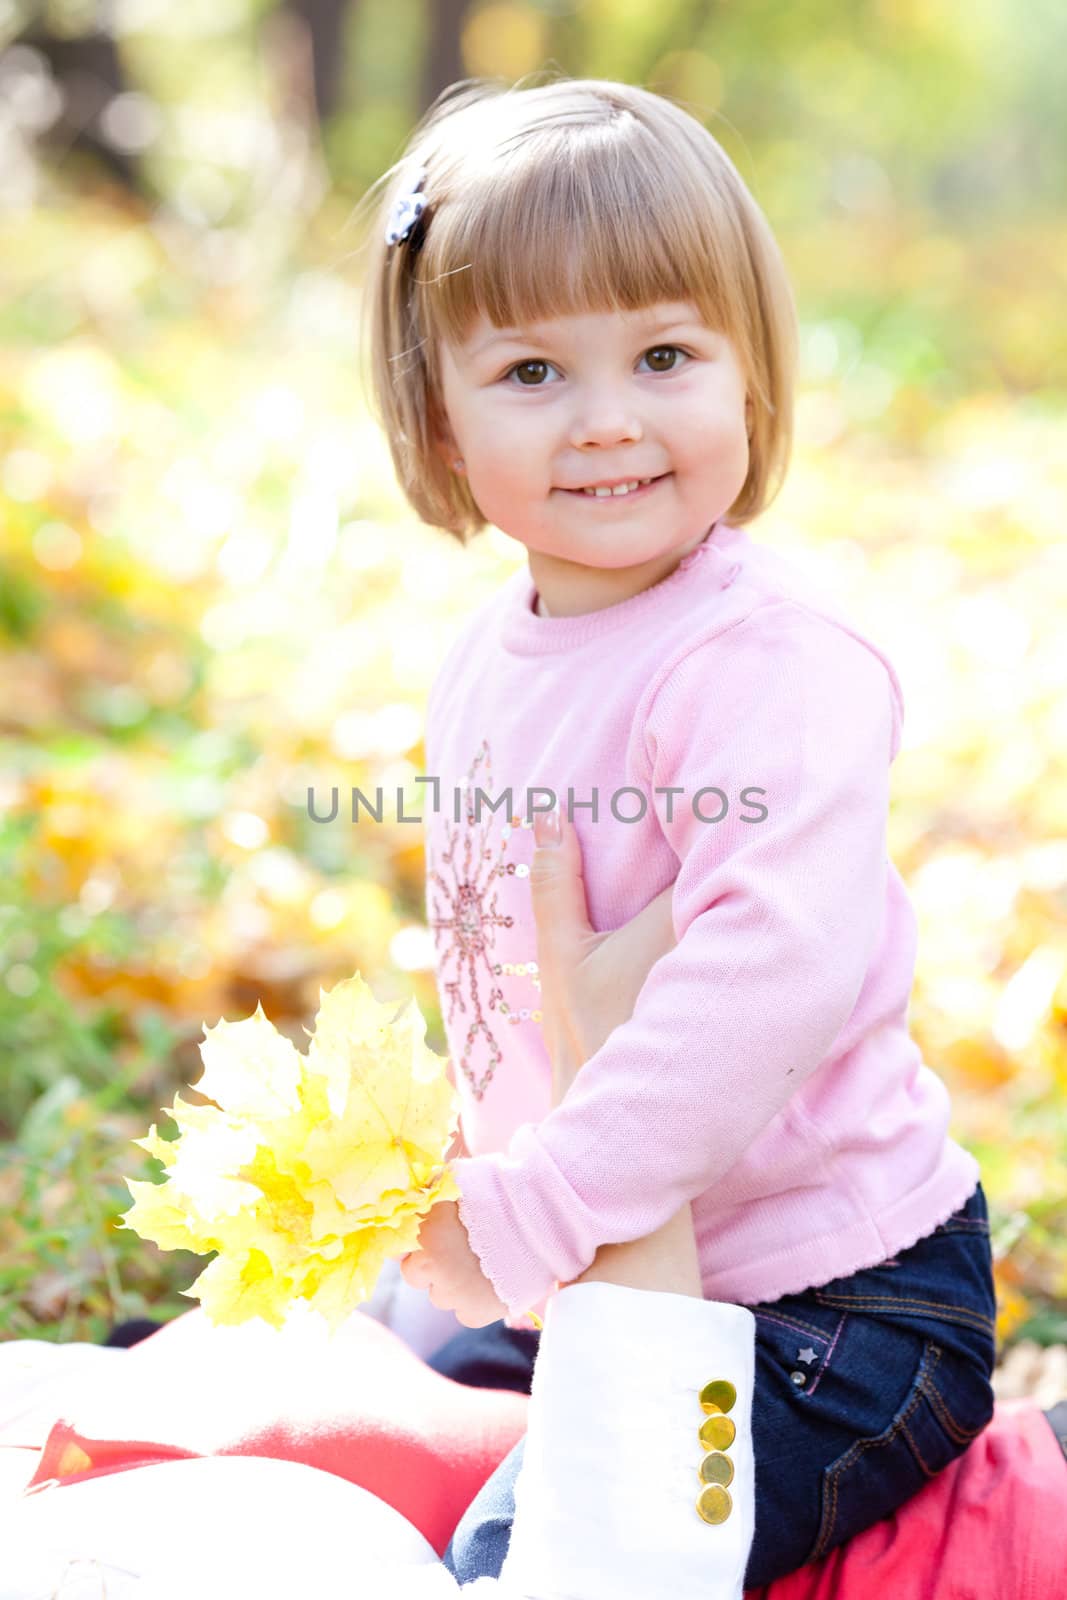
[121, 974, 460, 1331]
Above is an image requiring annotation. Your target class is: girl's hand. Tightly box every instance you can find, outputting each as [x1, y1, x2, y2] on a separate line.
[399, 1199, 507, 1327]
[529, 804, 678, 1106]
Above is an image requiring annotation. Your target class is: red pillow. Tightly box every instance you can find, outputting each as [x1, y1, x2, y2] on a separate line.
[25, 1308, 529, 1559]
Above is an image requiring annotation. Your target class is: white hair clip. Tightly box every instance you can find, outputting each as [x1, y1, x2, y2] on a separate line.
[385, 165, 429, 248]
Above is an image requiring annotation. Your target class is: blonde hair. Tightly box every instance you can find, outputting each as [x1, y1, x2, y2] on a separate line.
[356, 73, 798, 544]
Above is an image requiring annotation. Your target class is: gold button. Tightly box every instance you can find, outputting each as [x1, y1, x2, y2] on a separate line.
[696, 1483, 733, 1524]
[699, 1413, 736, 1451]
[698, 1451, 735, 1488]
[699, 1379, 737, 1415]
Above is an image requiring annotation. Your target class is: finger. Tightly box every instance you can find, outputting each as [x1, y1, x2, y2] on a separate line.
[444, 1122, 470, 1161]
[530, 805, 594, 960]
[455, 1303, 497, 1329]
[400, 1251, 429, 1289]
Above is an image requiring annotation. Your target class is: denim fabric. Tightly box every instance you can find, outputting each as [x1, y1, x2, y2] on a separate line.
[427, 1322, 541, 1395]
[436, 1183, 998, 1590]
[1046, 1401, 1067, 1464]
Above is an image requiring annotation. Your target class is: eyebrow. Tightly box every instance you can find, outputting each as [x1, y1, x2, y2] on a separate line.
[469, 315, 707, 358]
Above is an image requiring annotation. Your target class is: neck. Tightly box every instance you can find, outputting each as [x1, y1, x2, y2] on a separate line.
[527, 526, 714, 619]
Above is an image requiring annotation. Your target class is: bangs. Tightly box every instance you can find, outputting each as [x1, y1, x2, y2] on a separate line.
[414, 119, 744, 356]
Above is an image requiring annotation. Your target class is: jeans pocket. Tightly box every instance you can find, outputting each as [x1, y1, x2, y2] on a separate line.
[808, 1335, 995, 1564]
[810, 1200, 998, 1364]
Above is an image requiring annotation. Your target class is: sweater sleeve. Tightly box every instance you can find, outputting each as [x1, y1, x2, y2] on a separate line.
[452, 601, 899, 1318]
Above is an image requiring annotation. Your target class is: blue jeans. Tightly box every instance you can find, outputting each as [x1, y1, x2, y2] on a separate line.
[431, 1183, 998, 1590]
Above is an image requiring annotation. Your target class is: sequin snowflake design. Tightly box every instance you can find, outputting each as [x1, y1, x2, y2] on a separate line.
[427, 738, 536, 1100]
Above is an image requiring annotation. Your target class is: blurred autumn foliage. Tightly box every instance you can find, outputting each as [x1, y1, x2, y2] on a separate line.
[1, 0, 1065, 1353]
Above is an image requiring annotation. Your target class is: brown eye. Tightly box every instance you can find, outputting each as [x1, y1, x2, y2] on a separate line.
[511, 360, 550, 385]
[644, 346, 681, 372]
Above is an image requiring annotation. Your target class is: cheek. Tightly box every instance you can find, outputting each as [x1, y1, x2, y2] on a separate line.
[675, 402, 749, 468]
[488, 408, 546, 454]
[466, 416, 549, 489]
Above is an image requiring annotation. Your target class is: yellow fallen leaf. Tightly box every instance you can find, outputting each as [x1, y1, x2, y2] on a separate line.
[121, 973, 459, 1331]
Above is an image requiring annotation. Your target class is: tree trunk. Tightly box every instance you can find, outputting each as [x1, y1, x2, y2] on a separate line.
[419, 0, 473, 117]
[281, 0, 355, 126]
[20, 22, 143, 194]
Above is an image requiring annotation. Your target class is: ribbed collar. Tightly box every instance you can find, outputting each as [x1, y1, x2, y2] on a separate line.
[498, 520, 744, 655]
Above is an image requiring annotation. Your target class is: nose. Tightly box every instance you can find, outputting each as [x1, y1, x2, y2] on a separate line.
[568, 384, 643, 451]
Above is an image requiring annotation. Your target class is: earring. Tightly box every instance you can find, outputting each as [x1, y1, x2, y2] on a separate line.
[453, 458, 465, 472]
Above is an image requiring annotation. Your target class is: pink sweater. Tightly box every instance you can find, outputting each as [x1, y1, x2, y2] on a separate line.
[423, 519, 979, 1319]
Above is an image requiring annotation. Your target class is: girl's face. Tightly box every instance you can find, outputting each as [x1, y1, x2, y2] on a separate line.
[432, 298, 752, 612]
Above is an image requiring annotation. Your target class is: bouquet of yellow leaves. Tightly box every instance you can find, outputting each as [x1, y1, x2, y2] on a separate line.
[121, 974, 460, 1332]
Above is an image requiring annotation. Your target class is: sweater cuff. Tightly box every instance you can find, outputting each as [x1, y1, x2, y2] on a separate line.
[451, 1146, 600, 1320]
[499, 1282, 756, 1600]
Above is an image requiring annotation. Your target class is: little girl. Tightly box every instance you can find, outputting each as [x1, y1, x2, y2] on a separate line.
[358, 74, 998, 1588]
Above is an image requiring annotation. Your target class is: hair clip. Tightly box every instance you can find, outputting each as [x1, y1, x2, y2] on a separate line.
[385, 165, 429, 248]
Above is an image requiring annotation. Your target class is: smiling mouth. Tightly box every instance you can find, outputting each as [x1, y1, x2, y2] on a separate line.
[560, 473, 669, 500]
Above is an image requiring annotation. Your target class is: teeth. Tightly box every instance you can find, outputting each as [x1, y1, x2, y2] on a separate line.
[580, 477, 652, 497]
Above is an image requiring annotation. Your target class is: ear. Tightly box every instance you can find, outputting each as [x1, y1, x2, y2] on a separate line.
[431, 431, 455, 469]
[426, 395, 459, 467]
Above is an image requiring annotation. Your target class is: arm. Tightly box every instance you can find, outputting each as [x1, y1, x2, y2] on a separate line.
[437, 1207, 752, 1600]
[480, 1206, 751, 1599]
[403, 832, 680, 1326]
[452, 602, 900, 1317]
[494, 1280, 754, 1600]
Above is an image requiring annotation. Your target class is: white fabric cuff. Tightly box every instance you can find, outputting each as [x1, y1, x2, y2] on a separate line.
[499, 1282, 755, 1600]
